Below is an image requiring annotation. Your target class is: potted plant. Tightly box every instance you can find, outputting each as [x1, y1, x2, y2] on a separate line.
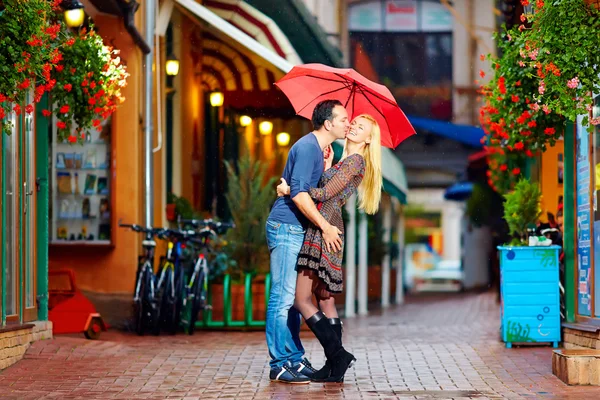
[498, 178, 561, 348]
[204, 154, 276, 326]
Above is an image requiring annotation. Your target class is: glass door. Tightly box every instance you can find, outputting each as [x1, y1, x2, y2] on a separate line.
[2, 110, 19, 323]
[21, 91, 37, 322]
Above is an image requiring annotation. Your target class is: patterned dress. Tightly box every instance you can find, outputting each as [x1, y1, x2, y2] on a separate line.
[296, 153, 365, 293]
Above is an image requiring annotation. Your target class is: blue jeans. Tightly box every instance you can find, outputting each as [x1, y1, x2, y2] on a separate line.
[265, 219, 306, 369]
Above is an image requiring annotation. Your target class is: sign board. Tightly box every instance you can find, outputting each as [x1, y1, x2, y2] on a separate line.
[349, 0, 452, 32]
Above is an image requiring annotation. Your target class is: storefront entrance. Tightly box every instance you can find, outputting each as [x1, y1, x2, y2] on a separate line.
[1, 91, 38, 325]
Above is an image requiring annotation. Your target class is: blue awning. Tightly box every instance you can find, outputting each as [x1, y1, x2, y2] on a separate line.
[408, 115, 485, 148]
[444, 182, 474, 201]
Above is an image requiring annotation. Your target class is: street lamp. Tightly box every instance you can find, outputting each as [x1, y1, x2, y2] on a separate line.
[259, 121, 273, 135]
[165, 55, 180, 77]
[210, 91, 224, 107]
[62, 0, 85, 28]
[239, 115, 252, 127]
[276, 132, 290, 147]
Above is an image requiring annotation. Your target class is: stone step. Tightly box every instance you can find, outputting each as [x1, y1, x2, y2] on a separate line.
[552, 349, 600, 385]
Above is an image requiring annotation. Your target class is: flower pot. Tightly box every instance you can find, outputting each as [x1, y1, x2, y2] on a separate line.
[166, 204, 176, 221]
[498, 246, 561, 348]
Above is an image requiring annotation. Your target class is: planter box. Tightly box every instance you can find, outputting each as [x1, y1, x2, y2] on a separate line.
[498, 246, 561, 348]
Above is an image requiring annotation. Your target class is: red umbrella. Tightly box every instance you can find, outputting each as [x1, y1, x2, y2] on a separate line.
[275, 63, 416, 149]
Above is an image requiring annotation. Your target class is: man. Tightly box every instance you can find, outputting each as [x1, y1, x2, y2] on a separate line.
[265, 100, 349, 384]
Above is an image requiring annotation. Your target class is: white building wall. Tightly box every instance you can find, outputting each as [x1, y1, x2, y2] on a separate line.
[451, 0, 496, 125]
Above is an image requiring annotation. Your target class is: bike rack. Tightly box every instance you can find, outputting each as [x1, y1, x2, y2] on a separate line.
[196, 272, 271, 329]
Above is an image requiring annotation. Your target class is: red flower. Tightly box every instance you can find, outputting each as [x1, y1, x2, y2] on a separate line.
[528, 121, 537, 128]
[13, 104, 21, 115]
[480, 54, 485, 61]
[88, 97, 97, 105]
[25, 104, 34, 115]
[536, 0, 544, 8]
[81, 79, 88, 87]
[42, 109, 52, 117]
[500, 164, 508, 171]
[45, 79, 57, 91]
[90, 82, 97, 89]
[0, 93, 6, 103]
[46, 24, 61, 40]
[93, 119, 101, 127]
[511, 95, 520, 103]
[0, 108, 4, 119]
[18, 78, 31, 90]
[57, 121, 67, 130]
[56, 65, 64, 73]
[512, 168, 521, 176]
[526, 149, 534, 157]
[544, 127, 556, 135]
[94, 107, 102, 113]
[514, 142, 525, 150]
[515, 80, 521, 87]
[479, 70, 485, 78]
[70, 68, 77, 74]
[64, 84, 72, 92]
[65, 38, 76, 47]
[67, 135, 77, 143]
[59, 105, 70, 114]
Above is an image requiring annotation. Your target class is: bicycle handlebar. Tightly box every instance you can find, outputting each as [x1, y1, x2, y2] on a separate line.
[177, 217, 235, 232]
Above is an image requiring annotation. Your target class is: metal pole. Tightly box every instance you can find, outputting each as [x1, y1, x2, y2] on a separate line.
[358, 210, 368, 316]
[381, 199, 392, 308]
[395, 200, 405, 305]
[144, 0, 155, 227]
[344, 195, 357, 318]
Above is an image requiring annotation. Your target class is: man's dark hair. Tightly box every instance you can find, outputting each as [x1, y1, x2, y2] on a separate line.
[311, 99, 343, 130]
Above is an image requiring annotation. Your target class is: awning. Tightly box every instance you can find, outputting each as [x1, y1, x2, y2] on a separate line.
[175, 0, 294, 73]
[408, 115, 485, 148]
[245, 0, 344, 67]
[444, 182, 473, 201]
[332, 141, 408, 204]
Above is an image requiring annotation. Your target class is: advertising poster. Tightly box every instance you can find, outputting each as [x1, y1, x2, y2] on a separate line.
[577, 115, 592, 316]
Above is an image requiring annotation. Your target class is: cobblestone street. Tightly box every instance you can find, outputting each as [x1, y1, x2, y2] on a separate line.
[1, 292, 600, 399]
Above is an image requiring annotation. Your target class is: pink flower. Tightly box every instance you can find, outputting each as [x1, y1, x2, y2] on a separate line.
[539, 81, 546, 95]
[542, 104, 550, 114]
[591, 117, 600, 126]
[518, 61, 526, 67]
[567, 77, 580, 89]
[529, 49, 539, 60]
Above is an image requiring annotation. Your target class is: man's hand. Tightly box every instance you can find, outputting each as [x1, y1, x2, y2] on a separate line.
[324, 144, 334, 170]
[322, 223, 342, 253]
[276, 178, 290, 197]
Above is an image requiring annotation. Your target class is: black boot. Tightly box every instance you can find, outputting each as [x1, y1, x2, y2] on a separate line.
[311, 318, 342, 382]
[306, 312, 355, 383]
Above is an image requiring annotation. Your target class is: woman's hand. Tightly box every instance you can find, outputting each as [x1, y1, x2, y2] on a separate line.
[276, 177, 291, 197]
[324, 144, 333, 170]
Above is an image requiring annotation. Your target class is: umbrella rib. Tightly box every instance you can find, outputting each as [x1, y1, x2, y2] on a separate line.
[331, 72, 399, 107]
[355, 84, 395, 141]
[295, 82, 354, 115]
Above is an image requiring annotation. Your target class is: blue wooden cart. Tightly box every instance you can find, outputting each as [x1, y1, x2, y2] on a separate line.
[498, 246, 561, 348]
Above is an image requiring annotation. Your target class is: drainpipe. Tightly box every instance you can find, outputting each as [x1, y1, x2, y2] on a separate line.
[144, 0, 155, 227]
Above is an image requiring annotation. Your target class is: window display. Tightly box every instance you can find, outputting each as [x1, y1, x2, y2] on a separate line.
[50, 118, 112, 245]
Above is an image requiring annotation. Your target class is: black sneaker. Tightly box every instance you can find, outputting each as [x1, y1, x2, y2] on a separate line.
[269, 362, 311, 384]
[292, 358, 318, 379]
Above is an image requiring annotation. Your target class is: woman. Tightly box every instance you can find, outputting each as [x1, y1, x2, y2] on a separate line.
[277, 114, 382, 382]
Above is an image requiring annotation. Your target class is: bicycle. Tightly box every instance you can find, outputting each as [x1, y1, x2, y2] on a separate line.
[178, 218, 234, 335]
[119, 221, 164, 336]
[154, 228, 199, 335]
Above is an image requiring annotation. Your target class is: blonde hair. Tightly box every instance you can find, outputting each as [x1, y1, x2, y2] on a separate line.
[344, 114, 382, 215]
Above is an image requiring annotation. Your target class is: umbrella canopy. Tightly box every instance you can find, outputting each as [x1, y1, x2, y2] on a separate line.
[275, 63, 416, 149]
[444, 182, 474, 201]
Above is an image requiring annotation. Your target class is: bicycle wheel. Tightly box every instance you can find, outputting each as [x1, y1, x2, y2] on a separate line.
[188, 267, 207, 335]
[154, 266, 173, 335]
[171, 265, 185, 334]
[134, 266, 154, 336]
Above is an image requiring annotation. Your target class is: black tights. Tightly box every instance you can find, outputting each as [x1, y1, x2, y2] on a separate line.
[294, 269, 339, 320]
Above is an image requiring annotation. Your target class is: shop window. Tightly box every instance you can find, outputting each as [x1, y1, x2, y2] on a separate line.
[49, 118, 113, 245]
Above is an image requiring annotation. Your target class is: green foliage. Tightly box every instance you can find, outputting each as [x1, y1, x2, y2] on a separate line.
[223, 154, 277, 279]
[503, 178, 542, 245]
[466, 183, 494, 227]
[523, 0, 600, 128]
